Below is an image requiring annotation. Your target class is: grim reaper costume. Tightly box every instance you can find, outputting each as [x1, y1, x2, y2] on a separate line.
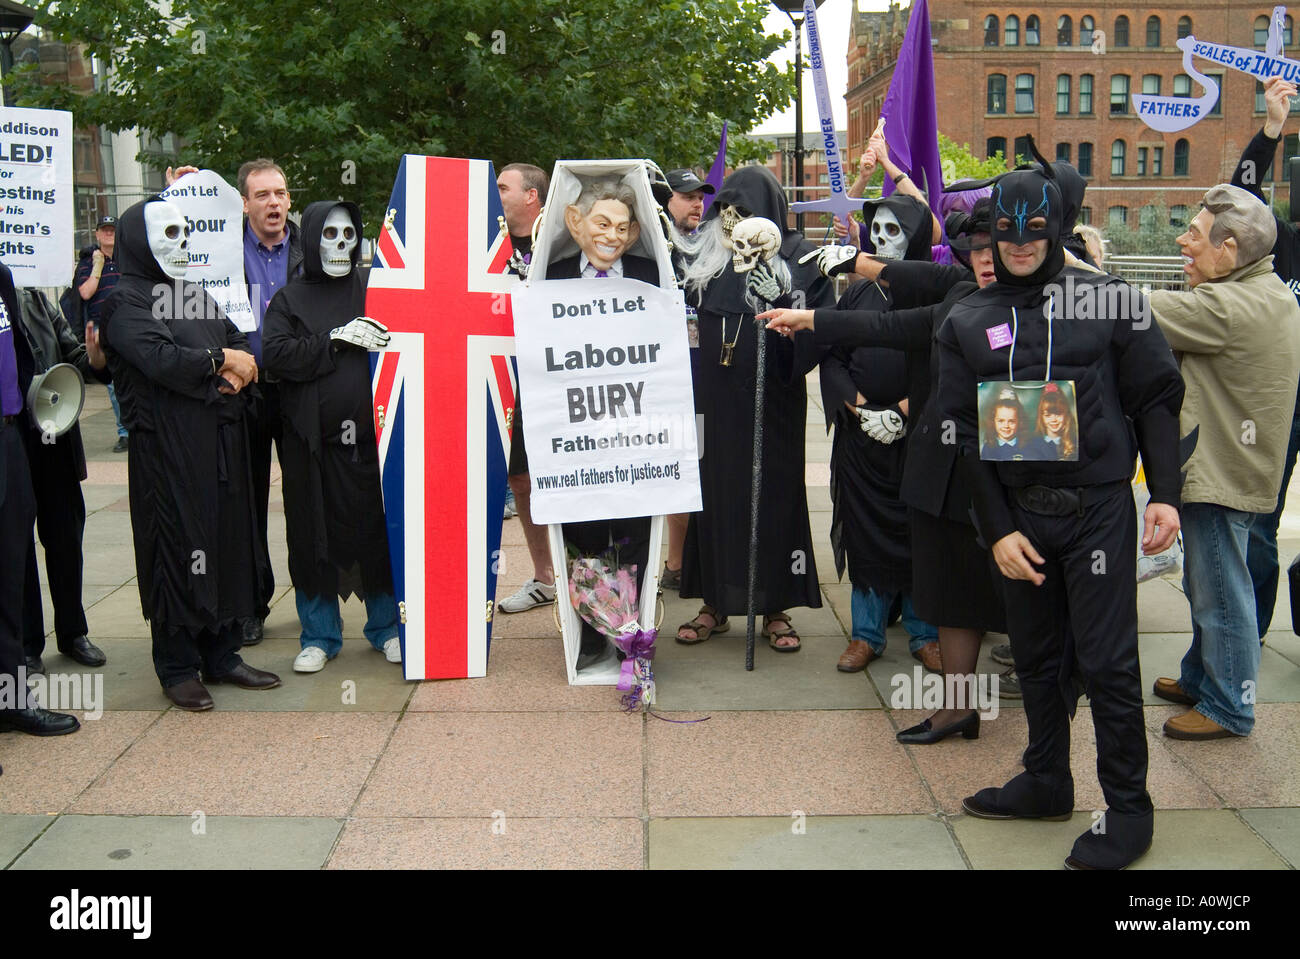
[262, 202, 398, 662]
[677, 166, 833, 642]
[936, 165, 1184, 869]
[819, 194, 937, 662]
[102, 197, 276, 702]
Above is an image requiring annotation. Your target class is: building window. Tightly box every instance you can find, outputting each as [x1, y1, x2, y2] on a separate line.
[1170, 205, 1189, 226]
[1174, 138, 1189, 175]
[1015, 73, 1035, 113]
[988, 74, 1007, 114]
[1152, 146, 1164, 175]
[1109, 205, 1128, 227]
[1078, 142, 1093, 176]
[987, 137, 1007, 161]
[1056, 142, 1072, 163]
[1057, 74, 1071, 114]
[1014, 136, 1031, 162]
[1111, 75, 1130, 114]
[1256, 15, 1271, 47]
[1174, 75, 1191, 97]
[1146, 16, 1161, 47]
[1177, 16, 1192, 39]
[1026, 15, 1040, 45]
[1208, 76, 1223, 114]
[984, 15, 999, 46]
[1115, 15, 1130, 47]
[1143, 75, 1161, 96]
[1140, 205, 1160, 229]
[1112, 139, 1126, 176]
[1081, 16, 1095, 46]
[1058, 15, 1073, 46]
[1079, 206, 1092, 225]
[1286, 133, 1300, 160]
[1006, 15, 1020, 46]
[1288, 15, 1295, 45]
[1257, 80, 1268, 113]
[1080, 74, 1094, 113]
[1138, 146, 1148, 175]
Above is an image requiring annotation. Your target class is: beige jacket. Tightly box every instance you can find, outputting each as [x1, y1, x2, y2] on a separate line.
[1150, 255, 1300, 513]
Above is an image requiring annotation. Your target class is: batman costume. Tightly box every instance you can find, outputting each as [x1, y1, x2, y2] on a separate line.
[262, 202, 398, 664]
[935, 166, 1184, 869]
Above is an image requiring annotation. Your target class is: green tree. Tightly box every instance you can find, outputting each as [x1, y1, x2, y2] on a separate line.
[15, 0, 793, 227]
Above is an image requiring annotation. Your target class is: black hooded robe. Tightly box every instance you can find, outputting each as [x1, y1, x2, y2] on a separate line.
[680, 166, 833, 617]
[101, 197, 269, 684]
[819, 194, 932, 600]
[262, 202, 393, 604]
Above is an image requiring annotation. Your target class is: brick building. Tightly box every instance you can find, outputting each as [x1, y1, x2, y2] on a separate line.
[845, 2, 1300, 234]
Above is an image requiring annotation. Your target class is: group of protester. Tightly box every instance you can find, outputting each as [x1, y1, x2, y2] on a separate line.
[3, 78, 1300, 869]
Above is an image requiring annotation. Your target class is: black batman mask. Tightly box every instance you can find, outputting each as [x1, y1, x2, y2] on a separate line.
[991, 170, 1064, 287]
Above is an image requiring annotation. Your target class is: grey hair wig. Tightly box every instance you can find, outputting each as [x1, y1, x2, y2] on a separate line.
[1203, 184, 1277, 266]
[677, 215, 792, 308]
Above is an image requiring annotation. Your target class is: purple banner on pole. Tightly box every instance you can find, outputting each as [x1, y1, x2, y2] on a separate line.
[880, 0, 944, 219]
[701, 121, 728, 217]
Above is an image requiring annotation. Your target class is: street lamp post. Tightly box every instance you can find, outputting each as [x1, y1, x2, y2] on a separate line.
[0, 1, 35, 108]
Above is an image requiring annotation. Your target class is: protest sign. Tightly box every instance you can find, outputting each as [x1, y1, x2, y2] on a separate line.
[512, 275, 701, 525]
[160, 170, 255, 331]
[0, 107, 73, 288]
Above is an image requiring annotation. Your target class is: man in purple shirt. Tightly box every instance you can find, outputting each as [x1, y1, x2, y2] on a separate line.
[75, 216, 127, 452]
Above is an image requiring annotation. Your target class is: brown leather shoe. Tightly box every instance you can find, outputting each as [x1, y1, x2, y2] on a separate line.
[837, 639, 880, 672]
[1153, 677, 1197, 705]
[1163, 710, 1240, 741]
[164, 678, 214, 711]
[206, 663, 282, 690]
[912, 641, 943, 674]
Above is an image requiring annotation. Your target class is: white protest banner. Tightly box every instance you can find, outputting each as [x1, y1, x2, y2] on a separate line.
[160, 170, 255, 331]
[0, 107, 73, 288]
[513, 276, 701, 525]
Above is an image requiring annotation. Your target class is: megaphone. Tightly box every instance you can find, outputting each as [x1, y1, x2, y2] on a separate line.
[26, 363, 85, 438]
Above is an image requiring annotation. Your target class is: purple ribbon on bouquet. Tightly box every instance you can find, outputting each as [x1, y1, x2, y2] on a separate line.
[612, 629, 656, 711]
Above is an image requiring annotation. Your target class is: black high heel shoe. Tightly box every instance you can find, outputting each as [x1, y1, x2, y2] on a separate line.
[896, 710, 980, 744]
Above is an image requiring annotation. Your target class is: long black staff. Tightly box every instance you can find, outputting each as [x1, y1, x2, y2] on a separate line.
[746, 305, 767, 671]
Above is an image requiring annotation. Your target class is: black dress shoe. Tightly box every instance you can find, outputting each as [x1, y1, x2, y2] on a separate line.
[896, 711, 980, 744]
[961, 771, 1074, 821]
[163, 678, 214, 711]
[58, 636, 107, 667]
[0, 707, 81, 736]
[206, 662, 281, 689]
[24, 655, 44, 676]
[240, 619, 265, 647]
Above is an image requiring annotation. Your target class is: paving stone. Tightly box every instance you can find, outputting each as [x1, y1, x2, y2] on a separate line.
[1238, 807, 1300, 867]
[648, 814, 966, 869]
[10, 815, 343, 870]
[0, 815, 52, 868]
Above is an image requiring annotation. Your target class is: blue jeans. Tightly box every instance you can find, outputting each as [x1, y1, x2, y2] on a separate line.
[851, 587, 937, 654]
[295, 591, 399, 658]
[1180, 503, 1262, 736]
[1245, 402, 1300, 636]
[106, 383, 128, 438]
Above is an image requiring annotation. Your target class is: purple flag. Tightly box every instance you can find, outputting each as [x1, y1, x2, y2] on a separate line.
[701, 121, 728, 216]
[881, 0, 944, 218]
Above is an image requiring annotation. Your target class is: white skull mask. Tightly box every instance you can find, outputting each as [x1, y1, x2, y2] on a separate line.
[320, 206, 358, 277]
[730, 217, 781, 273]
[718, 202, 751, 250]
[144, 201, 190, 280]
[869, 207, 909, 260]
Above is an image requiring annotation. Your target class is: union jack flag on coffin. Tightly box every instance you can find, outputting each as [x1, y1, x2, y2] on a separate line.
[366, 156, 518, 679]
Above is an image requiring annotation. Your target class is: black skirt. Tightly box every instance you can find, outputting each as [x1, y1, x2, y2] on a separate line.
[909, 506, 1006, 632]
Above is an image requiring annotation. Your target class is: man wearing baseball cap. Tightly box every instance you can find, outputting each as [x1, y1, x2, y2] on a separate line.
[655, 168, 715, 234]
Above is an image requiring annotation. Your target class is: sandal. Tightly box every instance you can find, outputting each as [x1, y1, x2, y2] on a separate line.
[763, 611, 801, 653]
[676, 604, 730, 645]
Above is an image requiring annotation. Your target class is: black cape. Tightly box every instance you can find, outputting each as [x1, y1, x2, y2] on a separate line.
[262, 201, 393, 601]
[680, 166, 833, 616]
[101, 197, 269, 633]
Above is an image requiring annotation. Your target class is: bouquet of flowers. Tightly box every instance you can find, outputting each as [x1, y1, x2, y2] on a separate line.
[568, 544, 656, 710]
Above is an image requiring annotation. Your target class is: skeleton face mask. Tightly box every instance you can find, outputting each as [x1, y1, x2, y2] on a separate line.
[321, 206, 358, 277]
[718, 202, 752, 250]
[869, 207, 908, 260]
[730, 216, 781, 273]
[144, 201, 190, 280]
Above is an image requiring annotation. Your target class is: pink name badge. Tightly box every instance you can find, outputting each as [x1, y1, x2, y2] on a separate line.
[986, 323, 1013, 350]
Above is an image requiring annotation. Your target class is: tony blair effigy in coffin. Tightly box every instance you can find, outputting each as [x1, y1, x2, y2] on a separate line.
[512, 159, 701, 689]
[365, 156, 518, 680]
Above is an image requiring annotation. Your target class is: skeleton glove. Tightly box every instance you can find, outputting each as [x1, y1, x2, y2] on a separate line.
[745, 261, 786, 304]
[506, 248, 530, 279]
[800, 244, 860, 278]
[857, 404, 906, 444]
[330, 316, 391, 351]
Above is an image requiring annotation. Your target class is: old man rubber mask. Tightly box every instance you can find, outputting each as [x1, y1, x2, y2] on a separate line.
[321, 205, 358, 277]
[564, 187, 640, 273]
[144, 201, 190, 280]
[868, 207, 908, 260]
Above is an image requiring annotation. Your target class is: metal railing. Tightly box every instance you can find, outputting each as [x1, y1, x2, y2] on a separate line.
[1104, 255, 1187, 292]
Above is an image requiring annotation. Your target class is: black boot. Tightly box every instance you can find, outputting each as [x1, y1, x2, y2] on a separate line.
[1065, 808, 1154, 869]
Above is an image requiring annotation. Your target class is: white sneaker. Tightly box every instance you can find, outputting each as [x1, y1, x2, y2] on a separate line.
[293, 646, 329, 673]
[382, 637, 403, 663]
[498, 578, 557, 613]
